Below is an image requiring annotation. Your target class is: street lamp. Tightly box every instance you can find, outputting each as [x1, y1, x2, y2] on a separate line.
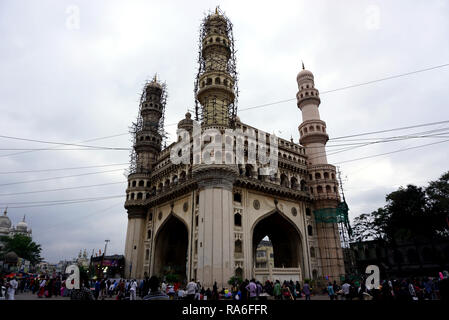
[99, 240, 110, 279]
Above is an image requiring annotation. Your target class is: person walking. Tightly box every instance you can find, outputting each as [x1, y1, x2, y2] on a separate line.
[273, 280, 282, 300]
[129, 279, 138, 300]
[245, 279, 257, 300]
[327, 282, 335, 300]
[186, 279, 197, 300]
[303, 280, 311, 300]
[341, 281, 351, 300]
[7, 277, 18, 300]
[142, 276, 169, 300]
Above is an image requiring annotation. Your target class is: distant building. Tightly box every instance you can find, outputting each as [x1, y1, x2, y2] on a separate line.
[350, 239, 449, 278]
[0, 208, 32, 251]
[91, 254, 125, 279]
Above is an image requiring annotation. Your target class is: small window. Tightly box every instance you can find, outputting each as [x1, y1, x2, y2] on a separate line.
[235, 240, 242, 253]
[306, 208, 311, 216]
[234, 213, 242, 227]
[233, 192, 242, 203]
[308, 225, 313, 236]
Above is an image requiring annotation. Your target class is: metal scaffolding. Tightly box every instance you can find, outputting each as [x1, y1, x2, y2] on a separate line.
[129, 78, 168, 174]
[194, 7, 239, 128]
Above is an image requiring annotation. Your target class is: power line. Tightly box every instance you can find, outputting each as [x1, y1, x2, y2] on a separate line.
[0, 181, 126, 197]
[330, 120, 449, 141]
[4, 195, 125, 209]
[234, 63, 449, 113]
[0, 134, 130, 150]
[0, 163, 128, 174]
[334, 138, 449, 165]
[0, 194, 125, 205]
[0, 168, 125, 187]
[0, 148, 129, 151]
[0, 132, 129, 158]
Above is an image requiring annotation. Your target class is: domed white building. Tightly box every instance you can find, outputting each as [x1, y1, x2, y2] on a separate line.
[0, 208, 32, 250]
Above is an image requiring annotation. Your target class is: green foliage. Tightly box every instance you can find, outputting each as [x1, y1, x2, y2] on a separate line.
[0, 234, 42, 265]
[228, 276, 243, 286]
[165, 273, 180, 283]
[351, 171, 449, 243]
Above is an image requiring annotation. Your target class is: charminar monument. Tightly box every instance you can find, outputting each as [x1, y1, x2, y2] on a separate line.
[124, 8, 348, 289]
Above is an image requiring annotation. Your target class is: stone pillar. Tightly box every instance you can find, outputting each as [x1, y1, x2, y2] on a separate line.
[193, 164, 238, 289]
[124, 208, 146, 279]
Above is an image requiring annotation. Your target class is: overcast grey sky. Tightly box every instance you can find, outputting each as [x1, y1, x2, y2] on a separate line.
[0, 0, 448, 263]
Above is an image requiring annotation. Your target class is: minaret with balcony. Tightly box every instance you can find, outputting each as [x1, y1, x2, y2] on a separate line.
[296, 64, 345, 282]
[124, 76, 166, 278]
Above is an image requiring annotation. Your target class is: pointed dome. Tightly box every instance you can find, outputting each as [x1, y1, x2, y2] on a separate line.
[0, 208, 12, 229]
[16, 215, 28, 231]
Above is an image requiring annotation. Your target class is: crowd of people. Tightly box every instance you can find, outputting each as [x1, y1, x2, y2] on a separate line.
[1, 272, 448, 301]
[324, 275, 449, 301]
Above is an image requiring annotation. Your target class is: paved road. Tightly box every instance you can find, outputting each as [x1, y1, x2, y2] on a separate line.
[11, 291, 331, 301]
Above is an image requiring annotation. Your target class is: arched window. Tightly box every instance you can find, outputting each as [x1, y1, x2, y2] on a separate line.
[307, 225, 313, 236]
[324, 172, 329, 179]
[139, 180, 144, 187]
[245, 165, 253, 178]
[234, 213, 242, 227]
[233, 192, 242, 203]
[315, 172, 321, 180]
[164, 179, 170, 188]
[280, 174, 289, 187]
[317, 185, 323, 193]
[147, 230, 151, 239]
[290, 177, 298, 189]
[326, 185, 331, 193]
[180, 171, 186, 181]
[310, 247, 315, 258]
[130, 193, 135, 200]
[215, 77, 220, 84]
[132, 181, 137, 187]
[331, 173, 335, 180]
[206, 78, 212, 85]
[235, 267, 243, 278]
[300, 180, 307, 191]
[235, 240, 242, 253]
[172, 175, 178, 184]
[146, 181, 150, 187]
[306, 208, 311, 216]
[137, 192, 143, 200]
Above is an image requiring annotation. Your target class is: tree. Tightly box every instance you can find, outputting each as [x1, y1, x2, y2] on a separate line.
[351, 173, 449, 243]
[426, 171, 449, 238]
[0, 234, 42, 265]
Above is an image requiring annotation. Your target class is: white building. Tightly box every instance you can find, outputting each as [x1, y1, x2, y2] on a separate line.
[0, 208, 32, 251]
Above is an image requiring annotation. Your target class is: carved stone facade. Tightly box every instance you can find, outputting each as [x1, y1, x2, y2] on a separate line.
[124, 10, 345, 288]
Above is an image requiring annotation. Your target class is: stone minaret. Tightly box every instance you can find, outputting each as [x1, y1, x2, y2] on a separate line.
[296, 65, 345, 282]
[192, 9, 239, 289]
[124, 77, 165, 278]
[195, 9, 236, 127]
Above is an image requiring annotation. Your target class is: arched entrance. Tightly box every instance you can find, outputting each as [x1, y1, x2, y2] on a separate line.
[153, 215, 188, 282]
[252, 210, 304, 281]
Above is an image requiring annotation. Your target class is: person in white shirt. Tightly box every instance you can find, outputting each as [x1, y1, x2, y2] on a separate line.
[161, 281, 167, 294]
[341, 282, 351, 300]
[7, 278, 18, 300]
[186, 279, 197, 300]
[129, 279, 138, 300]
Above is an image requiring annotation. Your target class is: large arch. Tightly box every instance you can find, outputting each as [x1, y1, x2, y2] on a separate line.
[153, 214, 189, 282]
[251, 210, 304, 270]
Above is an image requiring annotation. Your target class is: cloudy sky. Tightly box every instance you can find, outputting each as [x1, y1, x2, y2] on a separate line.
[0, 0, 448, 263]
